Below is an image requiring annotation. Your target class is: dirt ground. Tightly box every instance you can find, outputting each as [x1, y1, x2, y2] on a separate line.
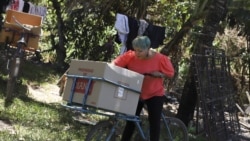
[27, 83, 62, 104]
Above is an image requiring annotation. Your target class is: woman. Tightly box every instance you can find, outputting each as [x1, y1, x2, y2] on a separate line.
[112, 36, 175, 141]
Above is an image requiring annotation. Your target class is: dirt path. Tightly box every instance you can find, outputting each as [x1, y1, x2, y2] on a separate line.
[27, 83, 62, 103]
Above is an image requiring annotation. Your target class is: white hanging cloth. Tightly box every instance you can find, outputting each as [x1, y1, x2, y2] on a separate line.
[114, 13, 129, 55]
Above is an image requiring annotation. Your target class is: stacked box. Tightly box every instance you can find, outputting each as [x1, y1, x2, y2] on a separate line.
[63, 60, 144, 115]
[0, 10, 42, 50]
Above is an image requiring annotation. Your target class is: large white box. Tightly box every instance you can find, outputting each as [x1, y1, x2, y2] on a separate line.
[62, 60, 144, 115]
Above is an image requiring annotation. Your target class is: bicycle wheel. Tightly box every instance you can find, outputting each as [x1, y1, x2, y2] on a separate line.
[85, 119, 124, 141]
[6, 56, 21, 100]
[160, 117, 189, 141]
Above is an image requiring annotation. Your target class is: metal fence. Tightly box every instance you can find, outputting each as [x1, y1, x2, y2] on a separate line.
[192, 48, 241, 141]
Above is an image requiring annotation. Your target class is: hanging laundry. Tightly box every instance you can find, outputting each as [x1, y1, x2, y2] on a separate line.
[115, 13, 166, 52]
[143, 24, 165, 49]
[8, 0, 24, 12]
[126, 16, 139, 51]
[28, 2, 47, 20]
[114, 13, 129, 55]
[22, 1, 30, 13]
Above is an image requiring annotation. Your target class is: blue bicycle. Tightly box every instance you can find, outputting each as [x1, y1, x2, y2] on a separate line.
[85, 96, 188, 141]
[62, 74, 188, 141]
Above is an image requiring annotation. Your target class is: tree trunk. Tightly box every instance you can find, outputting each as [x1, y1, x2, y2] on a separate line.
[51, 0, 67, 71]
[176, 0, 228, 127]
[0, 0, 10, 31]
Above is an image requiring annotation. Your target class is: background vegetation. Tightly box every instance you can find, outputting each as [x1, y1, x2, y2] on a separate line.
[0, 0, 249, 140]
[36, 0, 249, 103]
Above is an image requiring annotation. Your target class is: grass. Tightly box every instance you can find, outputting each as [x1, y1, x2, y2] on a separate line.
[0, 98, 90, 141]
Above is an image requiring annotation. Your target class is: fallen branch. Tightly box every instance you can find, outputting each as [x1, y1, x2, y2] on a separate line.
[236, 103, 245, 115]
[239, 121, 250, 130]
[246, 91, 250, 104]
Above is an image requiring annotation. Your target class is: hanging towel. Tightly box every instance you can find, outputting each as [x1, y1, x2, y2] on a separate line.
[144, 24, 165, 49]
[126, 16, 139, 51]
[115, 13, 129, 34]
[114, 13, 129, 54]
[27, 2, 47, 21]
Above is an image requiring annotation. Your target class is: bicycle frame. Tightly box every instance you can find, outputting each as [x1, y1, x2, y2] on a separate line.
[4, 15, 38, 101]
[62, 74, 188, 141]
[161, 112, 174, 140]
[62, 74, 146, 138]
[101, 111, 176, 141]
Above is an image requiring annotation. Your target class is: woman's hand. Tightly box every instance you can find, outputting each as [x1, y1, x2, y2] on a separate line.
[144, 71, 165, 78]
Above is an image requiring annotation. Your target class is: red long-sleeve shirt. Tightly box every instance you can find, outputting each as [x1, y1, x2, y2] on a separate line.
[113, 50, 174, 100]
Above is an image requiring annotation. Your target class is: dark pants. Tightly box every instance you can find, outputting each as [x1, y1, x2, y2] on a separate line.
[121, 96, 164, 141]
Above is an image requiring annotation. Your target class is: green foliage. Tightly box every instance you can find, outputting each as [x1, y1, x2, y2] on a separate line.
[148, 0, 195, 37]
[40, 0, 119, 63]
[26, 0, 249, 97]
[64, 8, 115, 60]
[39, 0, 199, 63]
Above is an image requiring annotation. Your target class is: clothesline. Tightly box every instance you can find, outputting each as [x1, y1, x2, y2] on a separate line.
[114, 13, 166, 55]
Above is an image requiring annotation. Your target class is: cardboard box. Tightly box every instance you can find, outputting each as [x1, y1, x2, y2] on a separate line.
[63, 60, 144, 115]
[0, 10, 42, 50]
[5, 9, 42, 26]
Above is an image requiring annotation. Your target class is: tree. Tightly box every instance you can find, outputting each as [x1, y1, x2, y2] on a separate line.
[175, 0, 229, 127]
[35, 0, 248, 109]
[51, 0, 67, 71]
